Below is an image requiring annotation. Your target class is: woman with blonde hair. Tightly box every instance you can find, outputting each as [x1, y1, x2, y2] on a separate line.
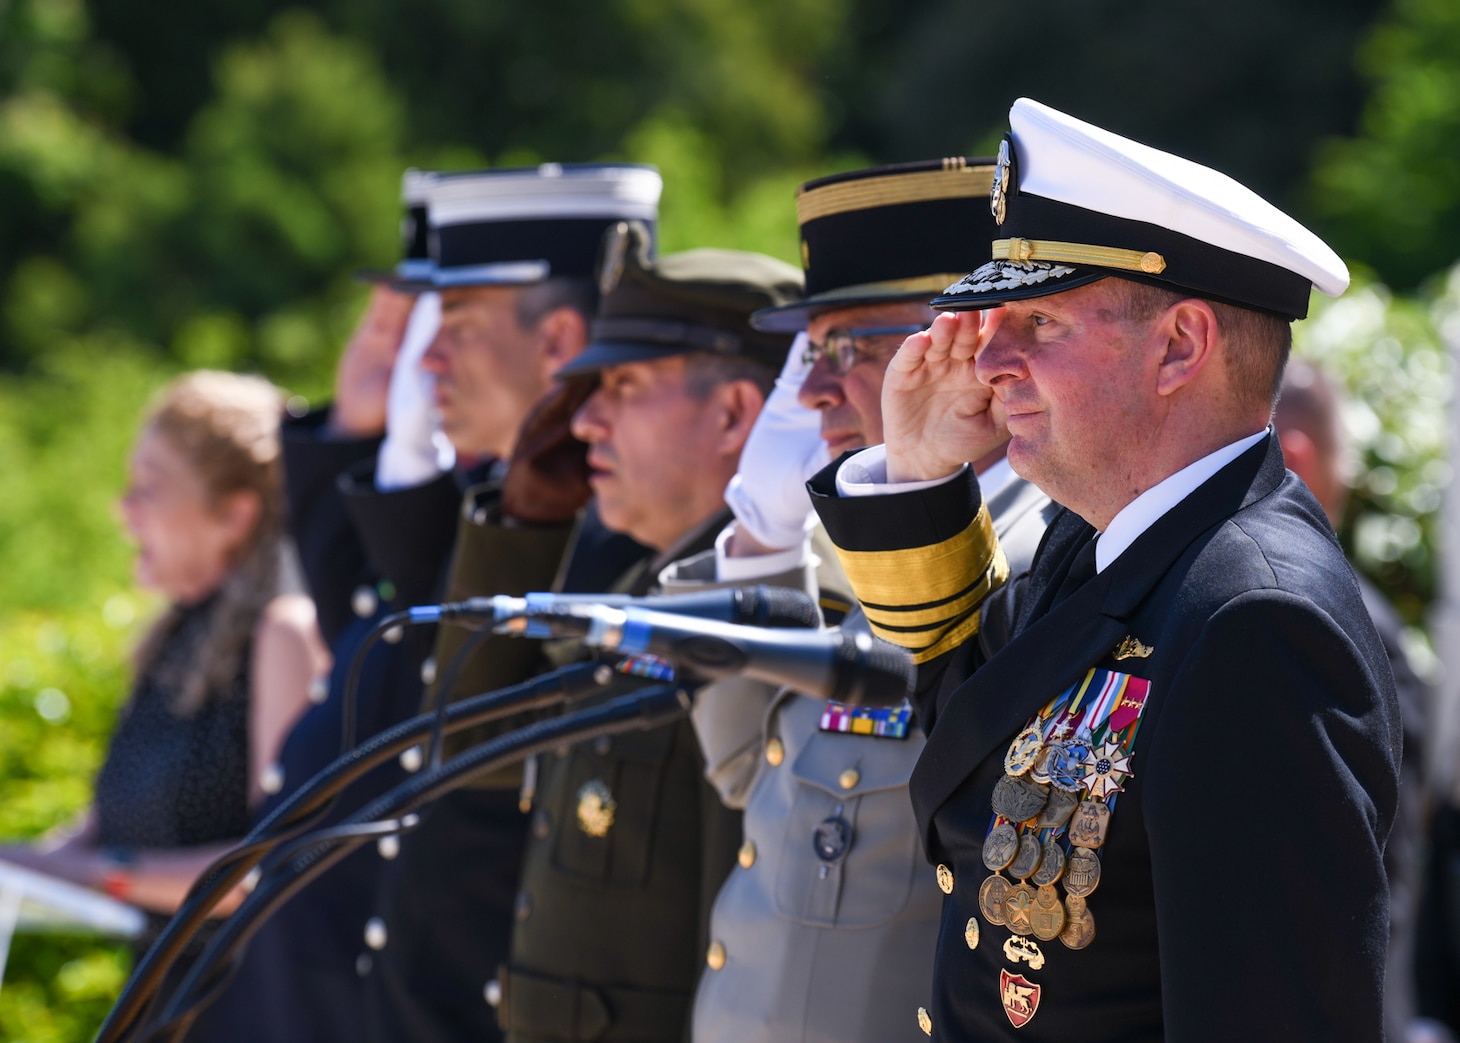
[0, 370, 327, 932]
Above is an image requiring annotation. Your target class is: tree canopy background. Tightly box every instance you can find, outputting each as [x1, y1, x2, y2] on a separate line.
[0, 0, 1457, 1037]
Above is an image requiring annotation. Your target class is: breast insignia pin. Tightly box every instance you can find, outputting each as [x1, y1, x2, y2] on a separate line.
[1112, 635, 1154, 660]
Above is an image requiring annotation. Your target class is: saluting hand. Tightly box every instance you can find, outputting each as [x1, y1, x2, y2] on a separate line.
[882, 309, 1007, 482]
[329, 287, 418, 438]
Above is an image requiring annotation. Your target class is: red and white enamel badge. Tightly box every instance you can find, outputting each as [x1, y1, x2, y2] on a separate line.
[999, 969, 1041, 1029]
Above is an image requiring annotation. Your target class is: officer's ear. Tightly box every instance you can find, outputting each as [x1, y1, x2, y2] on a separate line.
[1152, 298, 1218, 399]
[712, 379, 768, 457]
[537, 307, 590, 381]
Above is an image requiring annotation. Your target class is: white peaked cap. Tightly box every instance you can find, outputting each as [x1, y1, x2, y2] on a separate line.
[935, 99, 1349, 319]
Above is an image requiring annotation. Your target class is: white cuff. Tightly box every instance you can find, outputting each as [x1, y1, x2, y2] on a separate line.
[834, 445, 969, 497]
[713, 522, 810, 582]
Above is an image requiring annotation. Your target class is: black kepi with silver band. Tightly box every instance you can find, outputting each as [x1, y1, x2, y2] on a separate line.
[933, 98, 1349, 320]
[426, 163, 662, 289]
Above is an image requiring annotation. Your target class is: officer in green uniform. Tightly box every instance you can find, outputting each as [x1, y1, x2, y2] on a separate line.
[419, 221, 805, 1043]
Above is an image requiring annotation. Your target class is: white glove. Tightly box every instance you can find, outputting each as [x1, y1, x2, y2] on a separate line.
[723, 332, 831, 550]
[376, 293, 453, 490]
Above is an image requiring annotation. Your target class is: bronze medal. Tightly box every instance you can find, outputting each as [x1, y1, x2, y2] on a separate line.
[1030, 837, 1065, 887]
[1059, 893, 1096, 950]
[1003, 882, 1036, 937]
[979, 873, 1010, 927]
[1063, 847, 1101, 898]
[991, 775, 1050, 824]
[1031, 884, 1066, 942]
[1032, 787, 1078, 831]
[1007, 832, 1043, 881]
[982, 822, 1020, 872]
[1067, 799, 1111, 849]
[1004, 727, 1043, 777]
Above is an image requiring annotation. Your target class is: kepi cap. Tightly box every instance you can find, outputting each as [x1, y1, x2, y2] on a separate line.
[358, 168, 436, 288]
[753, 158, 997, 332]
[428, 163, 662, 290]
[933, 99, 1349, 320]
[559, 221, 803, 378]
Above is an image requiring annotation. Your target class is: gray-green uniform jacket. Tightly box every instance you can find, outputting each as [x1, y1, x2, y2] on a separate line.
[673, 473, 1055, 1043]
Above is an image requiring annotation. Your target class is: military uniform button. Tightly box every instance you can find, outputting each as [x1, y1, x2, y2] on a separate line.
[473, 507, 489, 526]
[514, 890, 533, 923]
[484, 979, 502, 1007]
[593, 735, 613, 756]
[382, 624, 404, 644]
[364, 917, 387, 951]
[377, 835, 400, 860]
[838, 768, 860, 790]
[738, 841, 756, 869]
[765, 738, 785, 767]
[356, 953, 373, 978]
[936, 864, 954, 894]
[917, 1007, 932, 1036]
[965, 917, 980, 949]
[706, 941, 726, 971]
[307, 675, 329, 705]
[399, 745, 423, 772]
[532, 809, 552, 840]
[420, 656, 437, 686]
[352, 585, 378, 619]
[260, 763, 285, 795]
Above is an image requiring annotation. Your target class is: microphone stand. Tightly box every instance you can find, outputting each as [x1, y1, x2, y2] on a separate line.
[128, 681, 693, 1043]
[96, 658, 645, 1043]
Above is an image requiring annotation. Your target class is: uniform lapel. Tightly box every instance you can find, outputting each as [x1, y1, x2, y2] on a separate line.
[910, 433, 1286, 843]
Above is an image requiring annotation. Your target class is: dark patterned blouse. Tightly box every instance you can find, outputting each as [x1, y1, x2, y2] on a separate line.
[94, 598, 252, 851]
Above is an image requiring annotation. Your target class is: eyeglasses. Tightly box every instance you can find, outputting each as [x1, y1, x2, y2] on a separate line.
[801, 325, 926, 376]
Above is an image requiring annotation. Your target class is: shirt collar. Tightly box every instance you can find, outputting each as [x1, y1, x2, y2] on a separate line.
[1095, 428, 1269, 573]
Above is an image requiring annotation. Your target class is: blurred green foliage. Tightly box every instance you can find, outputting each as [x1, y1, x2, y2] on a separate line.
[0, 0, 1454, 1038]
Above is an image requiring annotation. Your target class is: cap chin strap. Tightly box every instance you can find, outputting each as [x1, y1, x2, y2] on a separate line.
[993, 237, 1167, 276]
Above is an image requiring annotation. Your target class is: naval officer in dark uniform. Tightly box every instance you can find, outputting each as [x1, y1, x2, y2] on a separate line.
[806, 99, 1400, 1040]
[393, 221, 803, 1043]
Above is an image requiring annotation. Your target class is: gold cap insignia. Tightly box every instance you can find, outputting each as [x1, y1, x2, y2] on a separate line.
[990, 138, 1012, 226]
[1112, 635, 1154, 661]
[575, 778, 616, 837]
[598, 221, 630, 296]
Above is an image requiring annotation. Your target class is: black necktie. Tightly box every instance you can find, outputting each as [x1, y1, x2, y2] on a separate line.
[1050, 536, 1099, 607]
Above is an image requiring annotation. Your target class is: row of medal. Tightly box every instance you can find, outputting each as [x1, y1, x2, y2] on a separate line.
[977, 669, 1151, 961]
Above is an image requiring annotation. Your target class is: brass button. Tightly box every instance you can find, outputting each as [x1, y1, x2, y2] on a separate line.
[838, 768, 860, 790]
[706, 941, 726, 971]
[936, 864, 954, 895]
[514, 891, 532, 923]
[964, 917, 980, 949]
[738, 841, 756, 869]
[765, 738, 784, 767]
[917, 1007, 932, 1036]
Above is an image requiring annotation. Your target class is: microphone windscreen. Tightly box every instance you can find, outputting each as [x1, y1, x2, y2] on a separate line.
[737, 586, 821, 630]
[838, 634, 916, 707]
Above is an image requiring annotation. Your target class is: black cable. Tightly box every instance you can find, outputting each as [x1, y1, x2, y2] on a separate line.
[95, 658, 627, 1043]
[425, 624, 497, 771]
[137, 683, 693, 1043]
[340, 608, 414, 753]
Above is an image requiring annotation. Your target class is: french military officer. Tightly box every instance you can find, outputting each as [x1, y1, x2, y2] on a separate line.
[807, 99, 1400, 1040]
[658, 159, 1056, 1043]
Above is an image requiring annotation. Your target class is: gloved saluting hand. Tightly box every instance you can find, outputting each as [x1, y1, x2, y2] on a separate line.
[376, 293, 450, 490]
[723, 332, 830, 552]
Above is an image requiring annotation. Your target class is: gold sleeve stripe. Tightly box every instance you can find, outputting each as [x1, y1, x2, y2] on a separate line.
[832, 507, 1009, 665]
[797, 167, 995, 225]
[834, 504, 1000, 607]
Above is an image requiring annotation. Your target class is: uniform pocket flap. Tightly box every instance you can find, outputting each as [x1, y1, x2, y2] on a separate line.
[788, 728, 922, 797]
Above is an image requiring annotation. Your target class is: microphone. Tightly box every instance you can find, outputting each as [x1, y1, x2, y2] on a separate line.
[408, 585, 821, 633]
[507, 605, 914, 707]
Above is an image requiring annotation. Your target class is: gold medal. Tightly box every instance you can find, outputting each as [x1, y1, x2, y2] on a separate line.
[1003, 882, 1036, 936]
[1030, 837, 1065, 887]
[1004, 727, 1043, 777]
[1031, 883, 1066, 942]
[979, 873, 1010, 926]
[1002, 935, 1045, 970]
[1067, 799, 1111, 849]
[982, 822, 1019, 872]
[991, 775, 1050, 824]
[1032, 787, 1078, 831]
[1063, 847, 1101, 898]
[1059, 893, 1096, 950]
[1007, 832, 1043, 881]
